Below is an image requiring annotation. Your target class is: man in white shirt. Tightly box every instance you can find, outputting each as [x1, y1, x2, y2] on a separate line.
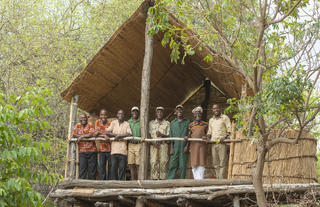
[207, 104, 231, 179]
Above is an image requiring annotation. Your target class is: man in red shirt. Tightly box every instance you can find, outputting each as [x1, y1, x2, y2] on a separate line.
[72, 114, 96, 179]
[94, 109, 111, 180]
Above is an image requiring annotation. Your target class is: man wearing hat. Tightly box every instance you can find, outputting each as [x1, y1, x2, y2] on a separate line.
[186, 106, 208, 179]
[167, 105, 190, 179]
[207, 104, 231, 179]
[127, 106, 141, 180]
[149, 106, 170, 180]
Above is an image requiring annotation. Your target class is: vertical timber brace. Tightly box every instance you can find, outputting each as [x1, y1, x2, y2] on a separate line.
[138, 1, 154, 181]
[201, 78, 211, 121]
[65, 95, 79, 179]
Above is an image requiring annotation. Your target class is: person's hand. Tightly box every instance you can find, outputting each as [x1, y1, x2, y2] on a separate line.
[77, 135, 84, 143]
[184, 136, 188, 142]
[152, 142, 160, 149]
[184, 145, 188, 153]
[114, 135, 120, 140]
[169, 147, 174, 155]
[202, 136, 207, 142]
[220, 137, 225, 144]
[156, 131, 163, 137]
[103, 134, 109, 141]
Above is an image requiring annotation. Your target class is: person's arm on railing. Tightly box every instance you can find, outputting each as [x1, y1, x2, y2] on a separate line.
[184, 123, 191, 153]
[114, 133, 132, 141]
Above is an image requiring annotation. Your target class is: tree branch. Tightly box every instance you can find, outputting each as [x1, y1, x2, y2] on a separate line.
[250, 0, 258, 20]
[266, 0, 302, 26]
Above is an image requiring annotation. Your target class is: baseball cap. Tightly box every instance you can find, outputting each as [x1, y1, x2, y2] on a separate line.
[131, 106, 139, 111]
[156, 106, 164, 111]
[175, 105, 183, 109]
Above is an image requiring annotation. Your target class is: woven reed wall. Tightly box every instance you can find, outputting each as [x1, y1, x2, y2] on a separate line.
[231, 129, 318, 184]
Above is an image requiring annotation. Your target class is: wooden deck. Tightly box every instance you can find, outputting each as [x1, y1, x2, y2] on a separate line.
[50, 179, 320, 207]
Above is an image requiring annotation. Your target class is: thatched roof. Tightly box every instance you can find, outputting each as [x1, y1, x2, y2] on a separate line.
[61, 0, 246, 116]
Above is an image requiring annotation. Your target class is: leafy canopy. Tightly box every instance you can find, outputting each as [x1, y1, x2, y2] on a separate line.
[0, 86, 62, 207]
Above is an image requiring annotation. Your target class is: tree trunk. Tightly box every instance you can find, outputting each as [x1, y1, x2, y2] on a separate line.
[252, 143, 268, 207]
[138, 6, 154, 181]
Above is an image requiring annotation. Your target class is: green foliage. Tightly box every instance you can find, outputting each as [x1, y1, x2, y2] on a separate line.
[226, 67, 317, 134]
[255, 69, 313, 122]
[150, 0, 320, 137]
[318, 152, 320, 183]
[148, 2, 195, 64]
[0, 86, 62, 207]
[0, 0, 143, 179]
[317, 152, 320, 183]
[0, 0, 143, 204]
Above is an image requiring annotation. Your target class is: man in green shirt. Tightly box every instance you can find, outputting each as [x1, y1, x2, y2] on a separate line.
[167, 105, 190, 179]
[127, 106, 141, 180]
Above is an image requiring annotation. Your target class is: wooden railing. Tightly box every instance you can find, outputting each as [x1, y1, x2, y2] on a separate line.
[69, 137, 242, 143]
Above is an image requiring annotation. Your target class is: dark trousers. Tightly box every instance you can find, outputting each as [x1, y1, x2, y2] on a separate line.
[110, 154, 127, 180]
[99, 152, 112, 180]
[79, 152, 97, 180]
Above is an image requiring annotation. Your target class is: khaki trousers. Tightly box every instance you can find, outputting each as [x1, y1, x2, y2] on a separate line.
[211, 143, 227, 179]
[128, 143, 141, 165]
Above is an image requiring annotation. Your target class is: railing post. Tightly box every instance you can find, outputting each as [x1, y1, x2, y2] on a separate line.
[64, 95, 79, 179]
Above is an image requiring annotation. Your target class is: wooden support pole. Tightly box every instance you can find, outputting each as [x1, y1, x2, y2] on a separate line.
[228, 122, 236, 179]
[233, 195, 240, 207]
[138, 3, 154, 181]
[201, 78, 211, 121]
[65, 95, 79, 179]
[135, 197, 145, 207]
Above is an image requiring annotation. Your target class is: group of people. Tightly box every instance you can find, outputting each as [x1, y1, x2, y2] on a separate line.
[72, 104, 231, 180]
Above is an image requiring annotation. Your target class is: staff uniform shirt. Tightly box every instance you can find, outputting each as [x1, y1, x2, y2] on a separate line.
[207, 114, 231, 140]
[128, 118, 141, 144]
[73, 123, 96, 153]
[107, 120, 132, 156]
[170, 118, 190, 138]
[95, 119, 111, 152]
[149, 119, 170, 139]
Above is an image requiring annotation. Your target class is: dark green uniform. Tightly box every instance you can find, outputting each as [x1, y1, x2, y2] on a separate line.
[167, 118, 190, 179]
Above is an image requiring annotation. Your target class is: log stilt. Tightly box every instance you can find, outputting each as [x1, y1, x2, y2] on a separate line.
[109, 201, 115, 207]
[138, 1, 154, 181]
[176, 198, 203, 207]
[135, 197, 145, 207]
[118, 196, 135, 206]
[95, 202, 109, 207]
[233, 195, 240, 207]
